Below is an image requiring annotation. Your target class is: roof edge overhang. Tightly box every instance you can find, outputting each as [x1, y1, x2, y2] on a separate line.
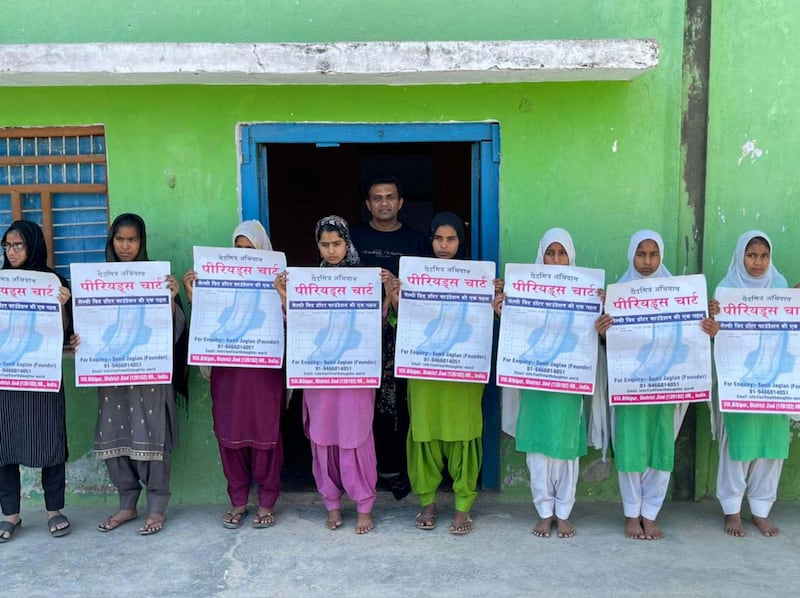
[0, 39, 658, 86]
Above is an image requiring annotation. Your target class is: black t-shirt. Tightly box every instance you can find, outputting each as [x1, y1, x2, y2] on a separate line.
[350, 223, 428, 275]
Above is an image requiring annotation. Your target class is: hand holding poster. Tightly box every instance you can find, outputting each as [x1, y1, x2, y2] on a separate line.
[605, 274, 711, 405]
[71, 261, 174, 387]
[715, 287, 800, 414]
[0, 270, 64, 391]
[285, 267, 381, 388]
[188, 246, 286, 368]
[496, 263, 604, 393]
[394, 256, 495, 383]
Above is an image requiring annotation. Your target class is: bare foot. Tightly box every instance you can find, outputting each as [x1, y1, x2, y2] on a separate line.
[415, 503, 437, 530]
[139, 513, 165, 536]
[326, 509, 343, 530]
[556, 517, 576, 539]
[449, 510, 473, 535]
[724, 513, 746, 537]
[532, 516, 552, 538]
[355, 512, 374, 534]
[751, 515, 779, 537]
[624, 516, 645, 540]
[641, 517, 663, 540]
[97, 509, 138, 532]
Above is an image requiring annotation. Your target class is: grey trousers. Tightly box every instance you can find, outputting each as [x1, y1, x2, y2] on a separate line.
[104, 455, 171, 515]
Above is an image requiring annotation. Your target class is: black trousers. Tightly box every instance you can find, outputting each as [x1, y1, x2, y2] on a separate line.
[374, 394, 410, 477]
[0, 462, 66, 515]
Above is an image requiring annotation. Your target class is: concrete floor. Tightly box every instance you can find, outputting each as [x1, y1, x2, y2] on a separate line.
[3, 491, 797, 597]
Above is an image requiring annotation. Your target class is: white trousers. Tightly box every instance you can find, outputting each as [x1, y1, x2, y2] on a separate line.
[716, 424, 782, 518]
[611, 404, 686, 521]
[618, 469, 670, 520]
[526, 452, 579, 520]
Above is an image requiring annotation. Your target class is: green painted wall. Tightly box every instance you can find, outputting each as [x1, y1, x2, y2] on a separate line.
[697, 1, 800, 500]
[2, 1, 692, 505]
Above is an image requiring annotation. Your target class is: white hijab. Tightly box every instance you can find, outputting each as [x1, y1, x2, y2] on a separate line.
[618, 229, 671, 282]
[501, 226, 607, 455]
[718, 230, 787, 289]
[536, 227, 575, 265]
[233, 220, 272, 251]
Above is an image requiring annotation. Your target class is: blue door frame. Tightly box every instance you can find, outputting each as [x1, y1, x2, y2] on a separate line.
[239, 122, 502, 489]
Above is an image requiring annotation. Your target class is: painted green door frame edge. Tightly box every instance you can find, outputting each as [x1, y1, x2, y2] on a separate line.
[238, 121, 502, 489]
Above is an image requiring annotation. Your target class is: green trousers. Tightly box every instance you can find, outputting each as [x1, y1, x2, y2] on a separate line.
[407, 436, 482, 512]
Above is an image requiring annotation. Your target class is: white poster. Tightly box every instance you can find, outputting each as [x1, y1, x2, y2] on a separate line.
[285, 267, 382, 388]
[715, 287, 800, 414]
[188, 246, 286, 368]
[606, 274, 711, 405]
[71, 261, 173, 387]
[394, 256, 495, 383]
[496, 263, 604, 393]
[0, 270, 64, 392]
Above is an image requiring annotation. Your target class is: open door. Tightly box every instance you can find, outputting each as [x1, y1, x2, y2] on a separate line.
[240, 122, 501, 488]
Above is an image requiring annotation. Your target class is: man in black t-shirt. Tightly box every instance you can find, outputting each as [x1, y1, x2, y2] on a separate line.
[351, 177, 426, 500]
[351, 177, 427, 276]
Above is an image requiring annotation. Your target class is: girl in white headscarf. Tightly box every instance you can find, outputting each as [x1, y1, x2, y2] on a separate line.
[495, 228, 589, 539]
[183, 220, 285, 530]
[595, 230, 717, 540]
[713, 231, 788, 538]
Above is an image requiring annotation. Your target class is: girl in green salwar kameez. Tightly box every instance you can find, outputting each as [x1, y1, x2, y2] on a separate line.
[712, 231, 790, 538]
[390, 212, 485, 535]
[494, 228, 587, 539]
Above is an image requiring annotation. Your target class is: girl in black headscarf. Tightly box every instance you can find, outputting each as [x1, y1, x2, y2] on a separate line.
[72, 213, 186, 536]
[0, 220, 72, 542]
[388, 212, 485, 536]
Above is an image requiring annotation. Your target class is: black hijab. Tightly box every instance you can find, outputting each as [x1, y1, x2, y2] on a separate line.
[428, 212, 467, 260]
[3, 220, 56, 274]
[2, 219, 72, 339]
[105, 213, 149, 262]
[105, 213, 189, 405]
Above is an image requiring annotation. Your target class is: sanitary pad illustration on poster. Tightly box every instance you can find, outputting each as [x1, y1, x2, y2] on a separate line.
[631, 322, 688, 381]
[210, 289, 265, 341]
[417, 302, 471, 354]
[0, 311, 42, 363]
[98, 304, 151, 359]
[308, 309, 360, 363]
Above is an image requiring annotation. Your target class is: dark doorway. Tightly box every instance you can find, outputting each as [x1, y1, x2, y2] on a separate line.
[268, 141, 473, 488]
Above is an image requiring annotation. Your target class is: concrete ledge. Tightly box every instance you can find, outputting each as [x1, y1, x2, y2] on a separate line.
[0, 40, 658, 86]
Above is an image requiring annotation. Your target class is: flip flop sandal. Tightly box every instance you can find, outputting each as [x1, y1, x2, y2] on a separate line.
[0, 519, 21, 543]
[139, 520, 165, 536]
[48, 514, 71, 538]
[252, 512, 275, 529]
[448, 516, 473, 536]
[222, 509, 249, 529]
[415, 512, 437, 530]
[97, 515, 137, 533]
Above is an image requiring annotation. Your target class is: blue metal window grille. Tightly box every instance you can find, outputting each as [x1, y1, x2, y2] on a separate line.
[0, 126, 109, 281]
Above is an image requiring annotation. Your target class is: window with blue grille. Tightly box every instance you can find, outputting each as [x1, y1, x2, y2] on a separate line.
[0, 126, 108, 282]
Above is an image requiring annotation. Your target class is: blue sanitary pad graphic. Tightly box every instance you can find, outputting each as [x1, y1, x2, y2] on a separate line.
[631, 322, 688, 380]
[416, 302, 472, 354]
[0, 311, 42, 362]
[307, 310, 360, 363]
[519, 310, 578, 363]
[98, 304, 151, 359]
[210, 290, 265, 341]
[741, 331, 794, 386]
